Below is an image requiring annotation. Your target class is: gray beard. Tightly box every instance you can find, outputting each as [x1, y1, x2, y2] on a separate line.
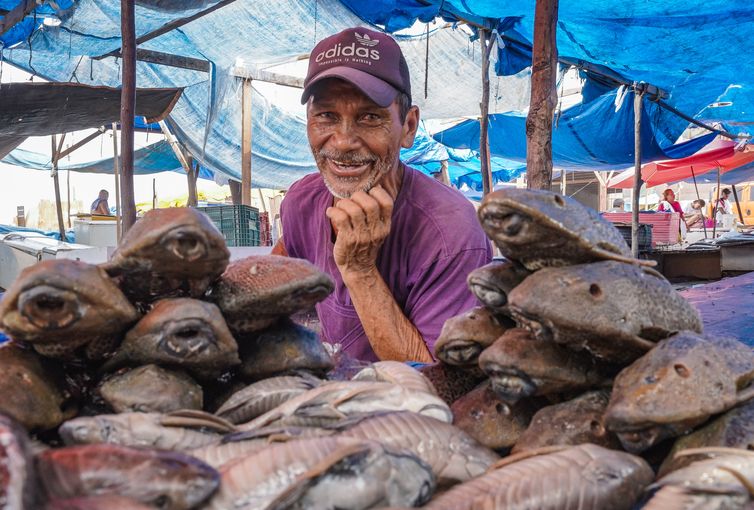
[313, 147, 396, 199]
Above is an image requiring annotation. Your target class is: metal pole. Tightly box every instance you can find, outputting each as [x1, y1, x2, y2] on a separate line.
[560, 169, 566, 195]
[479, 28, 494, 196]
[732, 184, 745, 225]
[51, 135, 68, 242]
[153, 178, 157, 210]
[66, 169, 71, 228]
[112, 122, 121, 244]
[690, 166, 707, 238]
[526, 0, 559, 190]
[631, 89, 644, 258]
[119, 0, 137, 232]
[713, 167, 721, 238]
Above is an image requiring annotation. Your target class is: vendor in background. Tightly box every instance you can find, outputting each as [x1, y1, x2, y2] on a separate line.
[683, 199, 706, 229]
[90, 189, 111, 215]
[657, 188, 683, 214]
[714, 188, 733, 216]
[272, 27, 492, 363]
[608, 198, 625, 212]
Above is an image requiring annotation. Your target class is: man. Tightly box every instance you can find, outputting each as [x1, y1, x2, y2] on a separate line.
[683, 199, 705, 229]
[714, 188, 732, 216]
[608, 198, 625, 212]
[274, 27, 492, 362]
[90, 189, 110, 215]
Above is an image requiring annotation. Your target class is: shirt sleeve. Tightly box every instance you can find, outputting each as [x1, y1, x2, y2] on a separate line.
[403, 247, 492, 359]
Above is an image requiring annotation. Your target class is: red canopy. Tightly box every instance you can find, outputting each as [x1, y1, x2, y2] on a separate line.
[608, 140, 754, 188]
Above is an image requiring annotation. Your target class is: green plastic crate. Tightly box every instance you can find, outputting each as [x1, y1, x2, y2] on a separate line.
[194, 205, 260, 247]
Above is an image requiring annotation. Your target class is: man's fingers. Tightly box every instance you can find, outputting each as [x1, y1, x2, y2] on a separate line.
[369, 185, 394, 220]
[326, 206, 352, 232]
[350, 190, 382, 226]
[335, 199, 367, 228]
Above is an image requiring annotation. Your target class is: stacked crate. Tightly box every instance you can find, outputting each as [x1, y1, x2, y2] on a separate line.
[194, 205, 260, 247]
[602, 212, 681, 247]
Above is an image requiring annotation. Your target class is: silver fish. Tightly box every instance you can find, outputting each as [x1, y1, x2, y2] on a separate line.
[351, 361, 438, 396]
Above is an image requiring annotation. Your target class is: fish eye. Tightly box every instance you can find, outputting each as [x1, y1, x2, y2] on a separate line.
[589, 420, 605, 435]
[588, 284, 603, 298]
[674, 364, 690, 378]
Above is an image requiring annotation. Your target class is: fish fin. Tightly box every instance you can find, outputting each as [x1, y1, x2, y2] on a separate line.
[675, 447, 754, 459]
[330, 385, 384, 408]
[718, 466, 754, 497]
[736, 385, 754, 406]
[489, 445, 570, 471]
[161, 410, 237, 433]
[591, 246, 657, 267]
[263, 442, 374, 510]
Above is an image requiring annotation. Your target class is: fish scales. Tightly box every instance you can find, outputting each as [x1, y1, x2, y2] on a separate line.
[425, 444, 652, 510]
[352, 361, 437, 395]
[216, 375, 321, 424]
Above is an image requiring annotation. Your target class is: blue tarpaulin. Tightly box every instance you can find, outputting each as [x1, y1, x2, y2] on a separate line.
[434, 89, 717, 170]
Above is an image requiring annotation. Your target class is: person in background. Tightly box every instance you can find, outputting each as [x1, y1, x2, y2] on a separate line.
[608, 198, 625, 212]
[657, 188, 683, 214]
[714, 188, 732, 216]
[683, 199, 706, 229]
[90, 189, 111, 215]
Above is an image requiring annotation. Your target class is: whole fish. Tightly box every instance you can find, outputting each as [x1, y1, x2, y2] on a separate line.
[59, 411, 234, 451]
[44, 496, 152, 510]
[206, 437, 434, 510]
[103, 298, 239, 379]
[479, 328, 612, 404]
[206, 255, 334, 334]
[507, 261, 702, 364]
[191, 426, 334, 469]
[477, 188, 651, 270]
[352, 361, 438, 396]
[644, 448, 754, 510]
[333, 411, 499, 485]
[103, 207, 230, 304]
[512, 390, 621, 453]
[466, 259, 531, 316]
[215, 373, 322, 424]
[237, 380, 452, 431]
[36, 444, 219, 510]
[0, 413, 37, 510]
[98, 365, 203, 413]
[0, 260, 139, 359]
[433, 307, 511, 367]
[450, 381, 540, 451]
[419, 363, 487, 405]
[237, 319, 332, 380]
[0, 343, 75, 431]
[606, 332, 754, 454]
[424, 444, 653, 510]
[660, 400, 754, 475]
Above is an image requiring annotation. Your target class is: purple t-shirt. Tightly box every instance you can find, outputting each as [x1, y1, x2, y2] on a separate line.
[281, 165, 492, 361]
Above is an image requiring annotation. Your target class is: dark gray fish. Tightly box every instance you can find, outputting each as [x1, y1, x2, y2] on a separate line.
[237, 319, 332, 380]
[103, 207, 229, 304]
[466, 259, 531, 315]
[36, 444, 219, 510]
[0, 260, 139, 359]
[434, 307, 510, 367]
[207, 255, 333, 335]
[0, 413, 37, 510]
[98, 365, 203, 413]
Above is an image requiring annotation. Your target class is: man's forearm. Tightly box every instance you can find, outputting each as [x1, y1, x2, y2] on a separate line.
[343, 268, 433, 362]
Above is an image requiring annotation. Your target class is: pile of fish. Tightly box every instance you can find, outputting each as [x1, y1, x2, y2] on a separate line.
[1, 193, 753, 509]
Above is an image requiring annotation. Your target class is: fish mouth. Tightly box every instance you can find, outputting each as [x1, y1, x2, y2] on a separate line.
[482, 364, 537, 403]
[480, 204, 530, 241]
[438, 340, 483, 366]
[467, 279, 507, 308]
[509, 311, 553, 342]
[614, 426, 668, 454]
[161, 228, 208, 262]
[158, 318, 218, 358]
[17, 285, 83, 331]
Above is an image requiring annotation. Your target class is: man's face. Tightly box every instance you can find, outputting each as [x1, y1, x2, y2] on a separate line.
[307, 79, 417, 199]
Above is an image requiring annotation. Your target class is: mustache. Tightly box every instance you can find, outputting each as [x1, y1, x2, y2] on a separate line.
[314, 149, 378, 165]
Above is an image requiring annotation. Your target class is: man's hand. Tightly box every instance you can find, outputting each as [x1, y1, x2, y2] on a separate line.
[326, 186, 394, 277]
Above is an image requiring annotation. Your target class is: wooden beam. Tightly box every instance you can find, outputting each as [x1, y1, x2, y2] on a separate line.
[479, 28, 494, 196]
[732, 184, 745, 224]
[112, 123, 122, 244]
[158, 120, 191, 172]
[229, 180, 241, 205]
[241, 79, 252, 206]
[187, 157, 198, 207]
[120, 0, 137, 233]
[57, 127, 107, 160]
[0, 0, 38, 37]
[96, 0, 238, 59]
[631, 90, 644, 257]
[232, 65, 304, 88]
[51, 134, 68, 242]
[135, 49, 210, 72]
[526, 0, 559, 190]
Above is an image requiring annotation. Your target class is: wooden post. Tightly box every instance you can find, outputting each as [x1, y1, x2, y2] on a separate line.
[690, 166, 708, 238]
[51, 135, 68, 242]
[241, 78, 253, 206]
[187, 157, 198, 207]
[560, 169, 566, 195]
[631, 89, 644, 258]
[229, 180, 241, 205]
[66, 169, 71, 228]
[479, 29, 494, 196]
[732, 184, 745, 225]
[119, 0, 137, 233]
[713, 167, 721, 238]
[112, 123, 121, 244]
[593, 171, 607, 211]
[526, 0, 559, 190]
[152, 178, 157, 210]
[440, 160, 451, 186]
